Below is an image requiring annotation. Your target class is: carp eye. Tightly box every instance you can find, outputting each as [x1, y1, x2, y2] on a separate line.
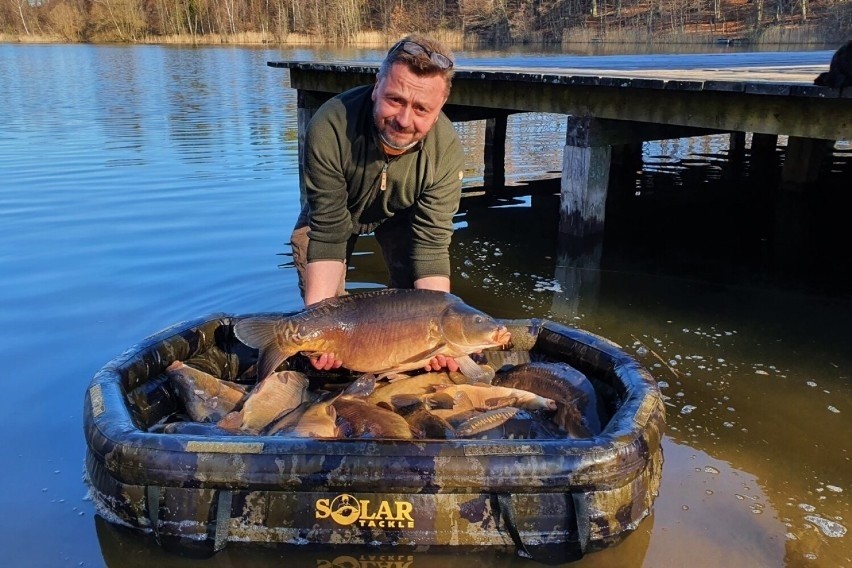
[474, 315, 483, 324]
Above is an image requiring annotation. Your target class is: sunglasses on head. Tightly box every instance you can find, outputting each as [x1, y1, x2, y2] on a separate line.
[388, 40, 454, 71]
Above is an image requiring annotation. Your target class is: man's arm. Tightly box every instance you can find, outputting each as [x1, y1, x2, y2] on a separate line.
[304, 260, 347, 306]
[304, 261, 346, 371]
[302, 94, 355, 301]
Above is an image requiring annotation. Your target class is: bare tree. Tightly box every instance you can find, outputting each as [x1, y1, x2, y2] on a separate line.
[10, 0, 31, 34]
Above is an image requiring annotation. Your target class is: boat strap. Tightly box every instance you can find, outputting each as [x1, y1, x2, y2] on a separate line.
[213, 490, 233, 552]
[146, 485, 161, 544]
[572, 491, 591, 556]
[496, 493, 530, 558]
[496, 491, 591, 563]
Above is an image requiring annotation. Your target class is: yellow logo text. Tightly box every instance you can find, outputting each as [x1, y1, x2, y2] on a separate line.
[315, 494, 415, 529]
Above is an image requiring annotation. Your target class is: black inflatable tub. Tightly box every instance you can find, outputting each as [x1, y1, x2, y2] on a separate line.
[83, 313, 665, 562]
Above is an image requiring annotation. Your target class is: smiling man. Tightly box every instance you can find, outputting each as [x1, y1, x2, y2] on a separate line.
[289, 34, 465, 371]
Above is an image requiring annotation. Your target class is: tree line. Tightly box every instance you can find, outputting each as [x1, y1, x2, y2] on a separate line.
[1, 0, 849, 44]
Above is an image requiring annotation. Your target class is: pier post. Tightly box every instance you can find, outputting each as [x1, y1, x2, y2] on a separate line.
[560, 116, 612, 237]
[550, 116, 611, 319]
[729, 131, 746, 162]
[750, 133, 779, 184]
[484, 114, 508, 192]
[780, 136, 833, 192]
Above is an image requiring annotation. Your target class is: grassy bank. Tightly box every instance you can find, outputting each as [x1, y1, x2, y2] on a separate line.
[0, 25, 842, 48]
[0, 30, 467, 48]
[558, 23, 843, 46]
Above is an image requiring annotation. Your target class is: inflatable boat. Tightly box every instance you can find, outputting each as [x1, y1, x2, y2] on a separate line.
[84, 313, 665, 562]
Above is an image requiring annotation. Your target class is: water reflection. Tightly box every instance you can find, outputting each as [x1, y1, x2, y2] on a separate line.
[93, 513, 652, 567]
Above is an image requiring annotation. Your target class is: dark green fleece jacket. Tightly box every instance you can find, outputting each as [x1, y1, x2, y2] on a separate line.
[303, 84, 464, 280]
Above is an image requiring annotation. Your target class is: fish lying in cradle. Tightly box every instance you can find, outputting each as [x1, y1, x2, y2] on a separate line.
[217, 370, 313, 435]
[364, 370, 487, 407]
[165, 361, 247, 422]
[364, 376, 559, 438]
[266, 396, 339, 438]
[156, 359, 602, 440]
[233, 289, 512, 382]
[493, 361, 604, 438]
[161, 362, 340, 437]
[417, 383, 558, 412]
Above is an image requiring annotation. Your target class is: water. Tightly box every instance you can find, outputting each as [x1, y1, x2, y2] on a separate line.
[0, 43, 849, 567]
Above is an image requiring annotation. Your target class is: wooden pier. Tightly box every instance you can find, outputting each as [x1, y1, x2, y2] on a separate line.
[268, 58, 849, 240]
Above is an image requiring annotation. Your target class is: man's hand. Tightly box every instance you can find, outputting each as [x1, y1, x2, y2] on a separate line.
[310, 352, 344, 371]
[424, 354, 460, 373]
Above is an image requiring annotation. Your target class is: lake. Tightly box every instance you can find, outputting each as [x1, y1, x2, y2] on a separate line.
[0, 42, 849, 567]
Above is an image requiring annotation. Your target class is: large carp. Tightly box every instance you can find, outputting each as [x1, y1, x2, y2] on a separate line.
[423, 383, 558, 412]
[234, 289, 511, 381]
[493, 361, 603, 438]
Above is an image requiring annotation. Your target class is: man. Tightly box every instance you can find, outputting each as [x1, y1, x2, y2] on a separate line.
[290, 34, 465, 372]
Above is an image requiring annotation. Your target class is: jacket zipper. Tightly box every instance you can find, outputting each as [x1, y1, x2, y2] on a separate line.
[380, 159, 388, 191]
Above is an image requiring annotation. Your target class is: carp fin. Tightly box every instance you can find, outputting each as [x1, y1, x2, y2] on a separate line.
[482, 396, 519, 410]
[233, 316, 280, 349]
[455, 355, 495, 382]
[343, 374, 378, 398]
[456, 407, 521, 437]
[385, 372, 416, 383]
[234, 316, 296, 380]
[216, 411, 243, 432]
[389, 393, 424, 412]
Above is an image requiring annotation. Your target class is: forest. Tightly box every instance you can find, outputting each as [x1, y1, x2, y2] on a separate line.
[1, 0, 849, 45]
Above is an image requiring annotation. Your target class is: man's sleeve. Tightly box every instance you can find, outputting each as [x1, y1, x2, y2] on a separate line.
[409, 124, 464, 280]
[303, 106, 352, 263]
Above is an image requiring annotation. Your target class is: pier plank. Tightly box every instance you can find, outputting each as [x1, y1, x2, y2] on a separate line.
[269, 61, 849, 140]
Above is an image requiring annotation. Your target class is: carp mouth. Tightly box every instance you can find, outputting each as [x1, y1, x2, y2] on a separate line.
[493, 326, 512, 348]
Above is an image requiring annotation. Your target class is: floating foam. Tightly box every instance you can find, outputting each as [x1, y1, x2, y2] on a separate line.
[804, 516, 847, 538]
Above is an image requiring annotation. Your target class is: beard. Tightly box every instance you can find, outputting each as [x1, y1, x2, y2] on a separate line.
[378, 129, 419, 152]
[374, 111, 420, 152]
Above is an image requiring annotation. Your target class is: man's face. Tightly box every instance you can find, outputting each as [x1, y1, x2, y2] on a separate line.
[371, 62, 448, 150]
